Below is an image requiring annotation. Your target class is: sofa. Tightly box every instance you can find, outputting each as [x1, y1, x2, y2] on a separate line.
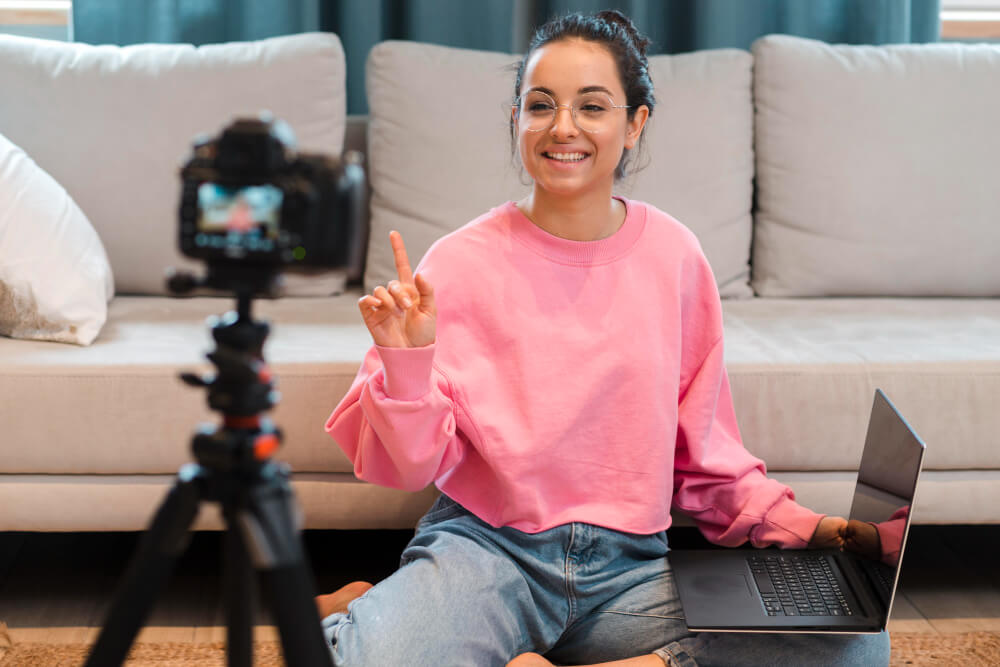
[1, 31, 998, 533]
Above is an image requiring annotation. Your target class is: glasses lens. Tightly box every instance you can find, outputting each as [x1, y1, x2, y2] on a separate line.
[520, 91, 556, 132]
[573, 93, 617, 133]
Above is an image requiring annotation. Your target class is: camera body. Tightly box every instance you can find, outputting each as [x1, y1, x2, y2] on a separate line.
[178, 114, 363, 274]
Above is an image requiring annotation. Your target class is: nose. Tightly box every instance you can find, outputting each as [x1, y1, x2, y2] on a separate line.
[548, 105, 579, 138]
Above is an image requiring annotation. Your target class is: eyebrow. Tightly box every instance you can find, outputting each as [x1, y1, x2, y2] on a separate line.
[526, 85, 614, 96]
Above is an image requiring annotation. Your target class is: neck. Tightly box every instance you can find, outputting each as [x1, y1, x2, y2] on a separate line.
[519, 185, 624, 242]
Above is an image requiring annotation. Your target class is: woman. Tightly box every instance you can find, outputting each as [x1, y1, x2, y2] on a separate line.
[318, 10, 889, 666]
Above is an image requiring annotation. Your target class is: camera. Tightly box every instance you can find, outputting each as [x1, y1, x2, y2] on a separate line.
[177, 113, 364, 293]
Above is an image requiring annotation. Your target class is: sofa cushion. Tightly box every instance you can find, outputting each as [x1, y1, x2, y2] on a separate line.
[629, 49, 755, 298]
[723, 297, 1000, 472]
[751, 35, 1000, 296]
[0, 33, 348, 296]
[2, 292, 997, 476]
[364, 41, 754, 298]
[0, 294, 368, 476]
[0, 132, 113, 345]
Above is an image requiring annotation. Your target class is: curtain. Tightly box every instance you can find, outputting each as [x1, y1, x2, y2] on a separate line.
[72, 0, 941, 114]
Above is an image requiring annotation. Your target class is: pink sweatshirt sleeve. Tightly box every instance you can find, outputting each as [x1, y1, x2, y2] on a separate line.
[874, 506, 909, 566]
[671, 249, 823, 549]
[324, 341, 465, 492]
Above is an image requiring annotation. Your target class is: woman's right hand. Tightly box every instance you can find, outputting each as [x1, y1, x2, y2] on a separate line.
[358, 230, 436, 348]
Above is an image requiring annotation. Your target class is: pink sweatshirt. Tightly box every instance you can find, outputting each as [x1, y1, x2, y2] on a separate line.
[326, 199, 823, 547]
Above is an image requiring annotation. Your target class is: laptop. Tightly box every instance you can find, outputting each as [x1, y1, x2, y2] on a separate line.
[669, 388, 925, 633]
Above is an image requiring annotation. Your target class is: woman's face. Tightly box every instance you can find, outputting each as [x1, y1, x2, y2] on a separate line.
[514, 38, 648, 198]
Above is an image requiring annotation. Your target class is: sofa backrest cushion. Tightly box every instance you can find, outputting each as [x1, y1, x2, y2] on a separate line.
[0, 33, 347, 296]
[752, 35, 1000, 297]
[364, 41, 755, 298]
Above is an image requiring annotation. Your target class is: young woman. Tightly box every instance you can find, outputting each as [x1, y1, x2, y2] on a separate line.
[318, 10, 890, 666]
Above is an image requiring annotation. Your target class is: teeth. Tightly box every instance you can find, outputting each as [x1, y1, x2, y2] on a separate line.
[546, 152, 587, 162]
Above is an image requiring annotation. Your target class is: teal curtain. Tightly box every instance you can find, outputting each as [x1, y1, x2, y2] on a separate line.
[531, 0, 940, 52]
[72, 0, 941, 114]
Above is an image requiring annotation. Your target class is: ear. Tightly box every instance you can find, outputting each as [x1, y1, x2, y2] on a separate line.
[511, 105, 520, 137]
[624, 105, 650, 150]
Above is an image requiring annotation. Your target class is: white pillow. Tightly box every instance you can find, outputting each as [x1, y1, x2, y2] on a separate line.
[0, 132, 114, 345]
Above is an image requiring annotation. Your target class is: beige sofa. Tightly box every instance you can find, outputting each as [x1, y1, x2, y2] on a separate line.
[1, 32, 998, 532]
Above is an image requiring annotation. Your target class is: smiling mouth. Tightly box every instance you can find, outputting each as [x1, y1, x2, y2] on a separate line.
[543, 151, 590, 162]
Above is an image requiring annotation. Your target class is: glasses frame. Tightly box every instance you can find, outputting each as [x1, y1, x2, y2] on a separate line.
[513, 90, 631, 134]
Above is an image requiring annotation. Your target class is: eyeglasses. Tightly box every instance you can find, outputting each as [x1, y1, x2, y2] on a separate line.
[514, 90, 630, 134]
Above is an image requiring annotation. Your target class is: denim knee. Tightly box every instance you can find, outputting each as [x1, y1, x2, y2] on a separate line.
[848, 630, 891, 667]
[670, 629, 891, 666]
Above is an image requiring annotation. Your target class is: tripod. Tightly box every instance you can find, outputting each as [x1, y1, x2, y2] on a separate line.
[85, 270, 334, 667]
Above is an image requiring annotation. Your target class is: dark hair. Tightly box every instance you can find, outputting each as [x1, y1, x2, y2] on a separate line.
[510, 9, 655, 181]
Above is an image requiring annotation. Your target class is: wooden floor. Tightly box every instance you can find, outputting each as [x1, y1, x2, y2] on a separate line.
[0, 524, 998, 646]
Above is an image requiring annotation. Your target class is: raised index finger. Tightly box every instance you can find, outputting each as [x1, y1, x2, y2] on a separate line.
[390, 230, 414, 284]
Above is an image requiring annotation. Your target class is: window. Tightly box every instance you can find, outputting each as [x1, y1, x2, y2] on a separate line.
[941, 0, 1000, 40]
[0, 1, 70, 40]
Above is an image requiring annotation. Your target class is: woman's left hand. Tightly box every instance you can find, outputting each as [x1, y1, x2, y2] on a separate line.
[808, 515, 847, 549]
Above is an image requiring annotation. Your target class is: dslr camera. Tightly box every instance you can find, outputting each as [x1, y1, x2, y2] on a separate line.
[176, 113, 364, 295]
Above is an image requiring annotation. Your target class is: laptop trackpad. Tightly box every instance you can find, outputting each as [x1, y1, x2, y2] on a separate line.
[691, 573, 753, 598]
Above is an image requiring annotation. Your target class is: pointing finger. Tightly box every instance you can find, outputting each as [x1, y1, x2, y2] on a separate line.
[390, 230, 414, 284]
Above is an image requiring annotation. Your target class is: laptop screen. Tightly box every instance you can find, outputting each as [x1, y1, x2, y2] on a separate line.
[844, 389, 926, 610]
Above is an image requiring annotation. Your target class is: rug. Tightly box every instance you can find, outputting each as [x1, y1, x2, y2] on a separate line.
[0, 624, 286, 666]
[889, 631, 1000, 666]
[2, 624, 999, 666]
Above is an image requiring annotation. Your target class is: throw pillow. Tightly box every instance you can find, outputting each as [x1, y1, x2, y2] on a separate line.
[0, 132, 114, 345]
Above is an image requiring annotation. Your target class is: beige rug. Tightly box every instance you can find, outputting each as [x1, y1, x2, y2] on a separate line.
[2, 624, 999, 665]
[889, 631, 1000, 666]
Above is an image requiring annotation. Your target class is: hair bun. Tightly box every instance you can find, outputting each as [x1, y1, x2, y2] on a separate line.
[596, 9, 651, 58]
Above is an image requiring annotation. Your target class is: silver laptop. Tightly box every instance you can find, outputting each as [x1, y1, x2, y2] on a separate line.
[669, 389, 925, 633]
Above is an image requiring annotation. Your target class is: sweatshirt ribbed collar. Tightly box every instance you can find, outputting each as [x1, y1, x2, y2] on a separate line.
[504, 197, 644, 266]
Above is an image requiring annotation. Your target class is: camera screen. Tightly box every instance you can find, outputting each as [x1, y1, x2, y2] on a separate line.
[195, 183, 283, 253]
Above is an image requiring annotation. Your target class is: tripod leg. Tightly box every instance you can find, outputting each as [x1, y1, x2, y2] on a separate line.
[85, 464, 204, 667]
[223, 518, 255, 667]
[238, 464, 334, 667]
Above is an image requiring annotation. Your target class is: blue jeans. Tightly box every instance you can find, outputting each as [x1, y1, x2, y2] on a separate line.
[322, 494, 890, 666]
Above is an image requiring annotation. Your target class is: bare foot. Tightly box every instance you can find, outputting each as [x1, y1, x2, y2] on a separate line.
[315, 580, 374, 618]
[507, 653, 665, 667]
[507, 653, 554, 667]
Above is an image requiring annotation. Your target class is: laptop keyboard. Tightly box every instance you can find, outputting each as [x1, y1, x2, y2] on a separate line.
[748, 554, 856, 617]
